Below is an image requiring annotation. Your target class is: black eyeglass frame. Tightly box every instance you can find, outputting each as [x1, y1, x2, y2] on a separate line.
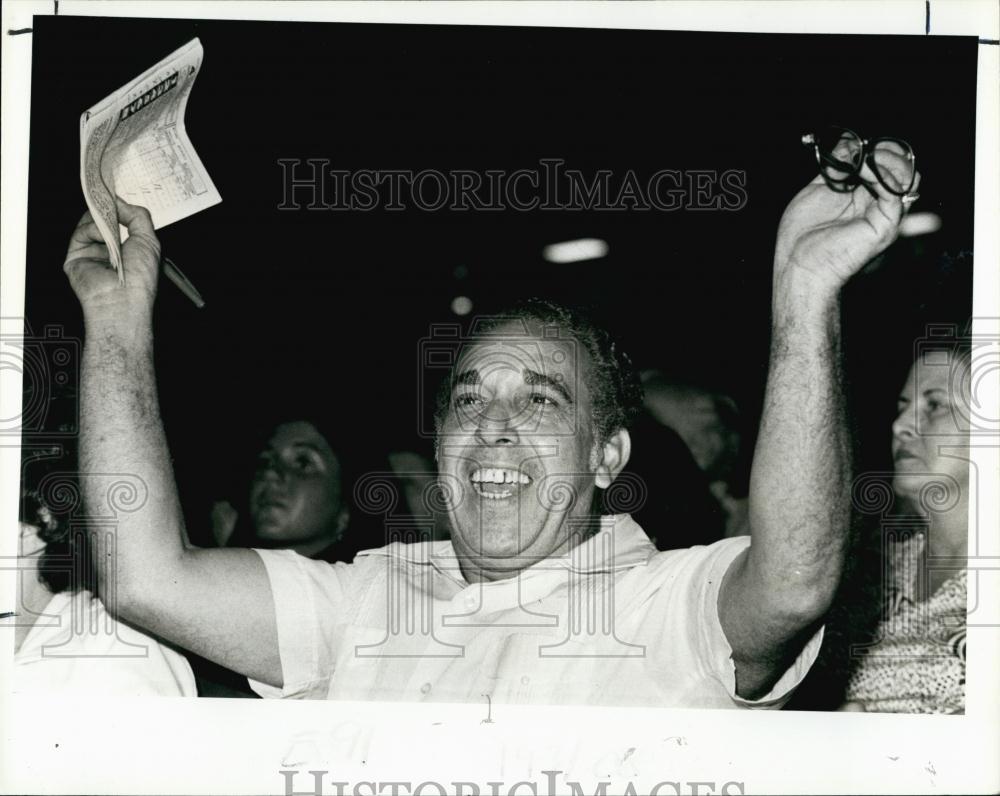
[801, 126, 917, 198]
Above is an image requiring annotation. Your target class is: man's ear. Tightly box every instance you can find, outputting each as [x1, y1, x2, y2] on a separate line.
[594, 428, 631, 489]
[335, 507, 350, 540]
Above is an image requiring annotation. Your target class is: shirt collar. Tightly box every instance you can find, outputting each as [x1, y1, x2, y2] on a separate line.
[889, 533, 925, 609]
[356, 514, 657, 581]
[889, 533, 967, 609]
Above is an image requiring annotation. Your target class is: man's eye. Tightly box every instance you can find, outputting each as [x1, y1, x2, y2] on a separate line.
[530, 392, 558, 407]
[455, 393, 484, 408]
[294, 455, 317, 471]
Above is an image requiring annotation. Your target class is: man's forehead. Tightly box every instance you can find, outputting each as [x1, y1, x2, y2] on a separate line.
[456, 329, 580, 371]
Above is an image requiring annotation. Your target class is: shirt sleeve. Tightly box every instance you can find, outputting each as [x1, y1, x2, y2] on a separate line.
[645, 536, 824, 709]
[13, 592, 198, 698]
[247, 549, 362, 699]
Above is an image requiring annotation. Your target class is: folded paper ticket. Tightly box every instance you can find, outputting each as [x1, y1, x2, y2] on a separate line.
[79, 38, 221, 283]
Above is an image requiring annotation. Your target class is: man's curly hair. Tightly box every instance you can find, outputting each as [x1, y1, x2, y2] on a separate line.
[434, 298, 644, 446]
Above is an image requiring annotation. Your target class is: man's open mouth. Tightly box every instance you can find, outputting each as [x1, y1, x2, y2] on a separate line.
[470, 467, 532, 500]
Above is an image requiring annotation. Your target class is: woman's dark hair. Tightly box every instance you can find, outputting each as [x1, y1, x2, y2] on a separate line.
[19, 449, 93, 595]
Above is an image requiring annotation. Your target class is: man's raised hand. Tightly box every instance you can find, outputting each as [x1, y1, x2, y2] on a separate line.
[773, 142, 921, 297]
[63, 198, 161, 324]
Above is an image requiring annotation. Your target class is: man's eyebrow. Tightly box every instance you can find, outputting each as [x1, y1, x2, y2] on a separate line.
[451, 368, 574, 403]
[453, 369, 480, 388]
[524, 369, 573, 403]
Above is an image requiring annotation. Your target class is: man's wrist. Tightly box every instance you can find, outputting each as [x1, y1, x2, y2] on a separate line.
[772, 263, 842, 323]
[83, 307, 154, 343]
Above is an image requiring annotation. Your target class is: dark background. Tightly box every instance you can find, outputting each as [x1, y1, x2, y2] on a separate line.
[22, 16, 976, 540]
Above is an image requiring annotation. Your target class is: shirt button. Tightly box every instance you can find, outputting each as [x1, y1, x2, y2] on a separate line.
[464, 595, 477, 609]
[420, 682, 432, 695]
[520, 676, 530, 686]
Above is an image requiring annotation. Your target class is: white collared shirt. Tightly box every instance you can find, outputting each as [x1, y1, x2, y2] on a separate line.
[250, 514, 822, 708]
[13, 590, 197, 697]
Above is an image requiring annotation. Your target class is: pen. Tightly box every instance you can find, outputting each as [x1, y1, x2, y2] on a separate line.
[163, 257, 205, 309]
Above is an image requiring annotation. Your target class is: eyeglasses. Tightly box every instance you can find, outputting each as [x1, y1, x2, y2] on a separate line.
[802, 126, 917, 199]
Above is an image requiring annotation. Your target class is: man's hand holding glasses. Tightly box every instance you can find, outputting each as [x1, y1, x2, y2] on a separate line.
[771, 125, 923, 300]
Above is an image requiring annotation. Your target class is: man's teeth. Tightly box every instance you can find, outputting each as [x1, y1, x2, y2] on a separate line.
[470, 468, 530, 500]
[470, 468, 531, 485]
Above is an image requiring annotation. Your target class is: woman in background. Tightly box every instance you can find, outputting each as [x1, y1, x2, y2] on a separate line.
[216, 412, 391, 561]
[196, 411, 392, 696]
[842, 342, 971, 713]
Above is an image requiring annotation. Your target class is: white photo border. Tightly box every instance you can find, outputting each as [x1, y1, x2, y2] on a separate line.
[1, 2, 998, 794]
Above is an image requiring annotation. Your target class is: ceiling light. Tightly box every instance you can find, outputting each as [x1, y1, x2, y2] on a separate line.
[542, 238, 609, 263]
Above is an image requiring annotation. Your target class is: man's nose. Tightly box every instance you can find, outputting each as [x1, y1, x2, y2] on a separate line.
[474, 398, 523, 445]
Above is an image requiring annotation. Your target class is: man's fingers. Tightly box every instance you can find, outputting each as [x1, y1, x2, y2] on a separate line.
[869, 140, 907, 159]
[856, 160, 904, 236]
[64, 241, 110, 268]
[67, 220, 105, 249]
[875, 155, 908, 193]
[67, 217, 105, 250]
[116, 197, 162, 265]
[63, 256, 116, 280]
[65, 214, 110, 273]
[115, 197, 156, 238]
[857, 161, 889, 200]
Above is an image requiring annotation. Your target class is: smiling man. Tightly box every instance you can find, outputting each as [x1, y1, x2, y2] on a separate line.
[62, 144, 920, 707]
[435, 309, 639, 582]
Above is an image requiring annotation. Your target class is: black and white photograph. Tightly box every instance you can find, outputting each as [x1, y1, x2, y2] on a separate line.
[1, 2, 998, 794]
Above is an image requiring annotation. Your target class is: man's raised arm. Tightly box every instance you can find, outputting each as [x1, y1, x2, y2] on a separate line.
[64, 201, 282, 687]
[718, 148, 920, 698]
